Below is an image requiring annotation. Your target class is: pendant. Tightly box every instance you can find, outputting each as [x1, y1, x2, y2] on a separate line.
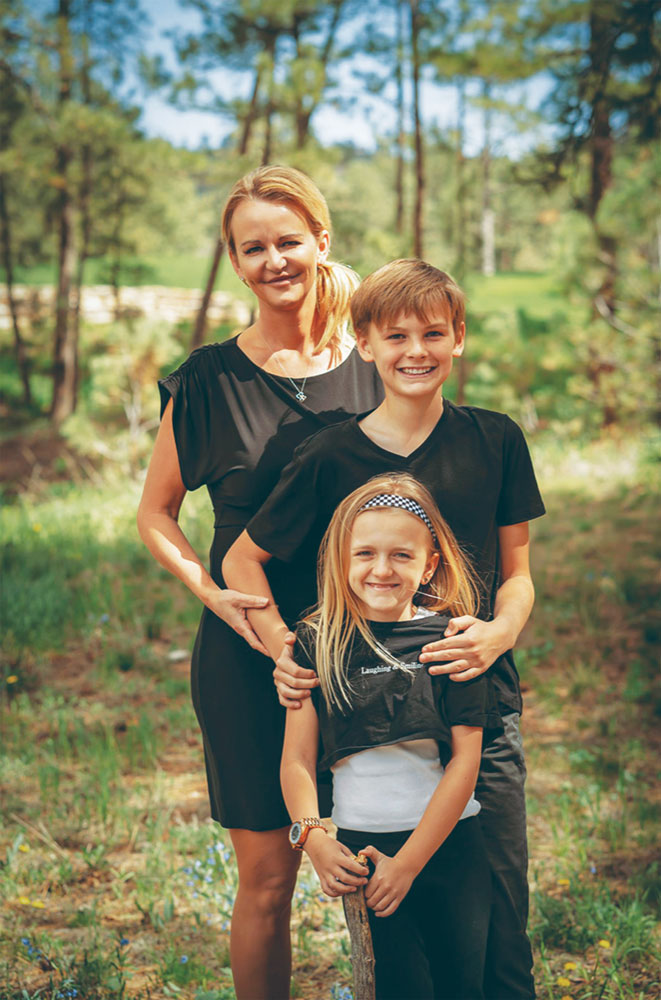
[295, 390, 307, 402]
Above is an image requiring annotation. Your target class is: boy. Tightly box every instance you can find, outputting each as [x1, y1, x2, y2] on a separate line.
[223, 258, 545, 999]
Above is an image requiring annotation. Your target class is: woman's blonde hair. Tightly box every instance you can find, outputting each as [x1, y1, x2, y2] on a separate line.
[221, 165, 359, 355]
[302, 473, 479, 712]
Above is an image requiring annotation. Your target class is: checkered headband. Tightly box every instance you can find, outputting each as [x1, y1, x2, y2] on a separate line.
[357, 494, 438, 545]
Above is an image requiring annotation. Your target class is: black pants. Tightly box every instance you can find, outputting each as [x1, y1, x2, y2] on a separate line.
[476, 712, 535, 1000]
[338, 817, 490, 1000]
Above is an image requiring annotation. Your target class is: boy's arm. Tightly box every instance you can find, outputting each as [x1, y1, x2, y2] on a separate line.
[221, 532, 318, 706]
[421, 521, 534, 681]
[361, 726, 483, 917]
[281, 701, 368, 897]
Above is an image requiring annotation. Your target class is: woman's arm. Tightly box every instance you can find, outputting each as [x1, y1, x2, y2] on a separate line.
[281, 701, 368, 897]
[223, 532, 319, 707]
[422, 521, 535, 680]
[137, 399, 269, 653]
[361, 725, 483, 917]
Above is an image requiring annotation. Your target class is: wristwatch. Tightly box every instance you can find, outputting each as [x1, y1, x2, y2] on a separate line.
[289, 817, 326, 850]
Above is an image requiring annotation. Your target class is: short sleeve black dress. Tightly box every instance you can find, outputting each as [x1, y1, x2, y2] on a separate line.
[158, 337, 383, 831]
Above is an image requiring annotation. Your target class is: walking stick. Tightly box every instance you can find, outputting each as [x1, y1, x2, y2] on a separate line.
[341, 855, 375, 1000]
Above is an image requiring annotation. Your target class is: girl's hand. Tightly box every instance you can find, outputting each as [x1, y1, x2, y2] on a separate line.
[419, 616, 510, 681]
[305, 833, 369, 898]
[273, 632, 320, 709]
[360, 845, 415, 917]
[204, 588, 271, 656]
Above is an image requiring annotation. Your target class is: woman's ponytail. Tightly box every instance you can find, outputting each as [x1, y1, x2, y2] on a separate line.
[314, 260, 361, 356]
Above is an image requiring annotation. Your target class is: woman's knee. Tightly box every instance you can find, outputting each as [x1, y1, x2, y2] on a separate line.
[231, 828, 299, 916]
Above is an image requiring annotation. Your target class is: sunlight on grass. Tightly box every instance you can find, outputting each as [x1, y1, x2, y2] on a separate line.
[1, 439, 659, 998]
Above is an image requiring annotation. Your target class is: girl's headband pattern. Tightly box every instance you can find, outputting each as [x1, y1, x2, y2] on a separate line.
[358, 494, 438, 544]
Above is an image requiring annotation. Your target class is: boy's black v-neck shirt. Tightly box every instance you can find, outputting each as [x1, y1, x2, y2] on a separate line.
[247, 402, 546, 713]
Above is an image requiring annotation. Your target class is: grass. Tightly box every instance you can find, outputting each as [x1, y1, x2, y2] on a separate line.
[1, 439, 660, 998]
[11, 260, 566, 321]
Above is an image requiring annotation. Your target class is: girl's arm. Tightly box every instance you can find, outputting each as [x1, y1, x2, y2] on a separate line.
[281, 701, 368, 897]
[422, 521, 535, 680]
[361, 725, 483, 917]
[222, 532, 318, 707]
[137, 400, 269, 652]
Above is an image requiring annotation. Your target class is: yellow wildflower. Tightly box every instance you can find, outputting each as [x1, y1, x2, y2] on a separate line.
[557, 878, 570, 886]
[564, 962, 577, 970]
[18, 844, 30, 852]
[561, 996, 572, 1000]
[7, 675, 18, 684]
[18, 896, 30, 905]
[30, 900, 45, 909]
[32, 523, 42, 532]
[557, 977, 571, 987]
[598, 939, 611, 949]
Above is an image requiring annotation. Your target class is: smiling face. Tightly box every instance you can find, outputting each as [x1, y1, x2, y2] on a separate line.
[356, 308, 465, 400]
[228, 198, 329, 315]
[347, 508, 439, 622]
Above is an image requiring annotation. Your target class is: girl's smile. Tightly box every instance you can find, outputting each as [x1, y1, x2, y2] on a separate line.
[348, 508, 439, 622]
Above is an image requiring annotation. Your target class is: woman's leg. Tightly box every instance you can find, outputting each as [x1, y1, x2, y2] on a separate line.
[229, 826, 301, 1000]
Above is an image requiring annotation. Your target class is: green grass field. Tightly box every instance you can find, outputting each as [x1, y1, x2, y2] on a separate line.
[11, 259, 569, 322]
[1, 437, 659, 999]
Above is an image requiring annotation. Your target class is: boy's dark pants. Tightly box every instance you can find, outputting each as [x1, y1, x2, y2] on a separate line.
[476, 712, 536, 1000]
[338, 817, 490, 1000]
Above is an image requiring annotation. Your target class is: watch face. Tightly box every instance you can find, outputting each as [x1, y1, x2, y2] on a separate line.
[289, 822, 303, 846]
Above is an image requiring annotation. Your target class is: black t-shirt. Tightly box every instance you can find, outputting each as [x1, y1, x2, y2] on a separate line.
[296, 615, 503, 774]
[249, 402, 546, 711]
[158, 338, 383, 622]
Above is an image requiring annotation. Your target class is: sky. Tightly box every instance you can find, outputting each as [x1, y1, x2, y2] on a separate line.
[137, 0, 554, 158]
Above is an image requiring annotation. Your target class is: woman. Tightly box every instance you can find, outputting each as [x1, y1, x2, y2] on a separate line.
[137, 165, 383, 999]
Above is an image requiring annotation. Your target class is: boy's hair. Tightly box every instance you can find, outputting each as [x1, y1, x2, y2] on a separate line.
[350, 258, 465, 337]
[301, 473, 479, 712]
[221, 165, 359, 356]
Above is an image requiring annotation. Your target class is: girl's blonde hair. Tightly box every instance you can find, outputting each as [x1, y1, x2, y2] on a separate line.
[221, 165, 359, 356]
[302, 473, 479, 712]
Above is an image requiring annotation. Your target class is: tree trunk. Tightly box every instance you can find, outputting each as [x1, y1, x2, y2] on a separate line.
[454, 79, 467, 283]
[394, 0, 406, 235]
[192, 233, 226, 350]
[409, 0, 424, 258]
[0, 172, 32, 405]
[481, 80, 495, 277]
[239, 66, 262, 156]
[586, 0, 617, 426]
[51, 0, 78, 424]
[71, 14, 92, 380]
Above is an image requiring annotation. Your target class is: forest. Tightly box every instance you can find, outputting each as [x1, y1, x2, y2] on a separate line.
[1, 0, 660, 998]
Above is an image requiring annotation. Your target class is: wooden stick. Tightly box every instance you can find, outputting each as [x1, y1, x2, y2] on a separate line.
[342, 886, 376, 1000]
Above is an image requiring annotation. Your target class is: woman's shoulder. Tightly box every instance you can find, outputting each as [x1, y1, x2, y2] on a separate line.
[166, 338, 241, 380]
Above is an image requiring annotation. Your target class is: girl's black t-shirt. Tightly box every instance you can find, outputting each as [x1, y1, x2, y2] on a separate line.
[249, 403, 546, 712]
[296, 615, 503, 773]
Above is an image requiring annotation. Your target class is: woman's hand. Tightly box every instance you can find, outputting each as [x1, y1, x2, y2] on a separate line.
[360, 845, 415, 917]
[273, 632, 320, 709]
[305, 832, 369, 898]
[419, 616, 509, 682]
[204, 587, 271, 655]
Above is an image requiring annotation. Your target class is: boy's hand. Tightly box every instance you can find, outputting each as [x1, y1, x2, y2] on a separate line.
[419, 616, 510, 681]
[273, 632, 319, 708]
[305, 832, 369, 898]
[360, 845, 415, 917]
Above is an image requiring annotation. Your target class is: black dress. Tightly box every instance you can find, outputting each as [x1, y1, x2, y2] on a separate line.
[158, 337, 383, 831]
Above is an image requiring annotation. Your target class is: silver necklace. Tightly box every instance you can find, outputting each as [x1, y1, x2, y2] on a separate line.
[259, 332, 312, 401]
[272, 355, 309, 401]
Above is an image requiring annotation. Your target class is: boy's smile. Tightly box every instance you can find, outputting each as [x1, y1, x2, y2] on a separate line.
[356, 309, 465, 399]
[348, 509, 439, 622]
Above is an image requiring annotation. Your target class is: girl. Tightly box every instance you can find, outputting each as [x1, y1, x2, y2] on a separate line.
[280, 474, 502, 1000]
